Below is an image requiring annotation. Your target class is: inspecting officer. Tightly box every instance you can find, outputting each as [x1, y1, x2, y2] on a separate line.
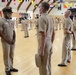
[0, 7, 18, 75]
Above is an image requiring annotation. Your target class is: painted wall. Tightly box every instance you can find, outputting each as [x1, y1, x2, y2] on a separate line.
[12, 12, 20, 23]
[49, 3, 67, 16]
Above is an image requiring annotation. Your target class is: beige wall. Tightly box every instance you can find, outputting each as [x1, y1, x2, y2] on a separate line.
[50, 15, 64, 19]
[12, 12, 20, 23]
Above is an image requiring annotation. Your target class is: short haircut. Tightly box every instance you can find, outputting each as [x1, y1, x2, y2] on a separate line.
[41, 2, 50, 11]
[65, 10, 71, 15]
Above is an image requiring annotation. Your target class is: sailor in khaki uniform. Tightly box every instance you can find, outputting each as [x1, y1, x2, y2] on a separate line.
[35, 16, 39, 26]
[36, 2, 55, 75]
[72, 15, 76, 50]
[28, 17, 32, 30]
[30, 19, 32, 30]
[58, 10, 73, 66]
[54, 17, 58, 31]
[24, 17, 29, 38]
[59, 19, 62, 30]
[0, 7, 18, 75]
[21, 18, 25, 31]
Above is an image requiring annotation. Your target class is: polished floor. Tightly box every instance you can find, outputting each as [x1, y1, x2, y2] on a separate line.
[0, 25, 76, 75]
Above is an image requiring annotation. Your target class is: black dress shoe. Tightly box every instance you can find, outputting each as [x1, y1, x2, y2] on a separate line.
[58, 64, 67, 67]
[10, 68, 18, 72]
[5, 71, 11, 75]
[71, 48, 76, 50]
[67, 60, 71, 63]
[21, 30, 23, 31]
[24, 36, 27, 38]
[27, 36, 29, 37]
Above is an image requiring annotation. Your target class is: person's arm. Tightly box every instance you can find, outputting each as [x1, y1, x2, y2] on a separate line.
[0, 30, 13, 44]
[51, 29, 55, 43]
[38, 17, 46, 56]
[40, 32, 46, 56]
[11, 20, 16, 44]
[13, 30, 16, 40]
[11, 30, 16, 45]
[64, 19, 72, 34]
[0, 20, 13, 44]
[64, 28, 72, 34]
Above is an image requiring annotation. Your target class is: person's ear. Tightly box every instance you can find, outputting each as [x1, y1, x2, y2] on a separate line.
[42, 7, 44, 11]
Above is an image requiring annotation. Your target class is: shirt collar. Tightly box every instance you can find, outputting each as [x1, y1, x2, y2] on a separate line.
[3, 17, 11, 21]
[41, 12, 48, 16]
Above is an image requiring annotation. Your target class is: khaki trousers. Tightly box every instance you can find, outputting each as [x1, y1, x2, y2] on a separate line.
[59, 24, 62, 30]
[21, 24, 24, 31]
[1, 40, 15, 71]
[61, 37, 71, 65]
[55, 24, 58, 30]
[72, 34, 76, 49]
[24, 26, 29, 36]
[39, 48, 52, 75]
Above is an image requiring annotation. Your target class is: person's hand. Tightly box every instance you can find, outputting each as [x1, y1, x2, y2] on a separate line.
[7, 39, 15, 45]
[12, 39, 15, 45]
[7, 40, 13, 45]
[39, 50, 44, 57]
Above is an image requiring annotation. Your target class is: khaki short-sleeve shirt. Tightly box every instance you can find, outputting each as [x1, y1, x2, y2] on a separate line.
[64, 17, 73, 39]
[0, 18, 15, 41]
[37, 13, 54, 51]
[38, 17, 46, 32]
[21, 19, 28, 27]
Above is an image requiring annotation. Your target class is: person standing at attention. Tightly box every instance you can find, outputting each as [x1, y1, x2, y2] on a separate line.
[0, 7, 18, 75]
[24, 16, 29, 38]
[36, 2, 55, 75]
